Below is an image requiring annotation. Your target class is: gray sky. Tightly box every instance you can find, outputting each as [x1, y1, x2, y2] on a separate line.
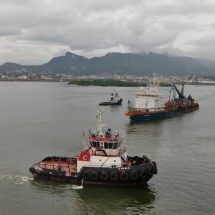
[1, 0, 215, 65]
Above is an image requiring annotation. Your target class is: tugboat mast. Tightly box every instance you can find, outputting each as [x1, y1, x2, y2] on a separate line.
[96, 110, 106, 137]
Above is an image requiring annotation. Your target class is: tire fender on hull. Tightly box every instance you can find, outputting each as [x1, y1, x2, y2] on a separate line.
[130, 171, 139, 181]
[120, 172, 129, 181]
[100, 171, 108, 181]
[110, 172, 118, 181]
[91, 171, 99, 181]
[140, 170, 148, 180]
[83, 171, 91, 180]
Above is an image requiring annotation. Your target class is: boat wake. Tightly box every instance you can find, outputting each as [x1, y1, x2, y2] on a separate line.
[71, 185, 84, 190]
[0, 174, 33, 185]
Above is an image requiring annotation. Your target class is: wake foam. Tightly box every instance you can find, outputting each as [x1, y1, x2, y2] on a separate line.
[0, 174, 33, 185]
[71, 185, 84, 190]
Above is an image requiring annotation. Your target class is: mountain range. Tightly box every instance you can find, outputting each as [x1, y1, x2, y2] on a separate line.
[1, 52, 215, 77]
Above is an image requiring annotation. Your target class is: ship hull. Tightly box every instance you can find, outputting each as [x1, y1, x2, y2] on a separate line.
[128, 110, 175, 122]
[29, 156, 157, 186]
[176, 104, 199, 114]
[30, 171, 153, 186]
[99, 99, 123, 106]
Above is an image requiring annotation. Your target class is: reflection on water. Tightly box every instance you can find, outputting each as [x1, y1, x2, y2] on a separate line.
[30, 179, 157, 215]
[126, 120, 164, 136]
[76, 185, 156, 215]
[124, 120, 165, 156]
[30, 179, 76, 195]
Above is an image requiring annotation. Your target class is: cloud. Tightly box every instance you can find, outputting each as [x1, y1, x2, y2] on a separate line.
[0, 0, 215, 64]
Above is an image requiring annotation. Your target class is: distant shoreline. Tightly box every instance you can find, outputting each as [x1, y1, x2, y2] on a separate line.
[0, 79, 215, 86]
[68, 79, 215, 87]
[68, 79, 173, 87]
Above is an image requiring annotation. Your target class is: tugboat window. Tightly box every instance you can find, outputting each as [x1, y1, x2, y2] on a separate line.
[109, 142, 113, 149]
[104, 142, 108, 148]
[91, 142, 96, 147]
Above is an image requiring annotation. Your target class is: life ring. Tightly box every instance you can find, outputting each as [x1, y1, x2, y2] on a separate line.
[130, 171, 139, 181]
[110, 172, 118, 181]
[91, 171, 99, 181]
[83, 171, 91, 180]
[120, 172, 129, 181]
[100, 171, 108, 181]
[140, 170, 148, 180]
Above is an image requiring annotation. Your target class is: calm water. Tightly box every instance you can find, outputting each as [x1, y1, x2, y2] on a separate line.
[0, 82, 214, 215]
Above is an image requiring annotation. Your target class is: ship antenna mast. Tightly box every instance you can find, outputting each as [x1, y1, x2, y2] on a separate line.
[96, 110, 106, 136]
[82, 131, 88, 150]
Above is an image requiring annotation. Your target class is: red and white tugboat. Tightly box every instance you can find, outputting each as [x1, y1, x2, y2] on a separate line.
[29, 111, 157, 186]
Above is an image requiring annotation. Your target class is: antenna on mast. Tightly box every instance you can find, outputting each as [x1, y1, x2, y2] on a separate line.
[96, 110, 106, 137]
[82, 131, 88, 150]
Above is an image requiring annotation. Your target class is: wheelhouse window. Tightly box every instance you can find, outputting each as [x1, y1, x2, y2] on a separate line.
[91, 141, 122, 149]
[102, 142, 120, 149]
[91, 141, 100, 147]
[109, 142, 113, 149]
[104, 142, 108, 148]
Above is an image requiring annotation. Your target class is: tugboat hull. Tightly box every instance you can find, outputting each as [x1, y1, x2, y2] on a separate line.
[99, 99, 123, 106]
[99, 90, 123, 106]
[29, 156, 157, 186]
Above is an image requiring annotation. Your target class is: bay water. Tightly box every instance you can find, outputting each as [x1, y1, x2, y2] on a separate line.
[0, 82, 214, 215]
